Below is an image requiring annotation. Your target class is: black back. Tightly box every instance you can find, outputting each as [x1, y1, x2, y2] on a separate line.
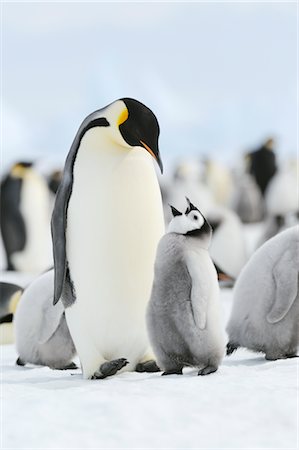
[0, 176, 26, 270]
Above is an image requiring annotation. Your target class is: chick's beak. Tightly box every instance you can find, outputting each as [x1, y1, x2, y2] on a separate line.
[140, 140, 163, 174]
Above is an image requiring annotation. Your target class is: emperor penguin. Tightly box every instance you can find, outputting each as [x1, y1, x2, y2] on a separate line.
[52, 98, 165, 379]
[146, 198, 225, 376]
[0, 161, 52, 272]
[14, 270, 77, 369]
[226, 226, 299, 360]
[207, 206, 248, 280]
[0, 282, 23, 345]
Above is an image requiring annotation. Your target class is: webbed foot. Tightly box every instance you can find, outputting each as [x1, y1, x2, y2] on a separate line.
[162, 368, 183, 376]
[16, 357, 25, 366]
[91, 358, 129, 379]
[57, 362, 78, 370]
[198, 366, 217, 376]
[226, 342, 238, 356]
[135, 360, 160, 373]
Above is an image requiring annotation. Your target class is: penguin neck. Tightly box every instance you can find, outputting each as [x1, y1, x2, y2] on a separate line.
[185, 234, 211, 251]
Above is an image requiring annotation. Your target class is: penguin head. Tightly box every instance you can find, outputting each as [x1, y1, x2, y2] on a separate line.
[167, 197, 212, 242]
[83, 98, 163, 173]
[10, 161, 34, 179]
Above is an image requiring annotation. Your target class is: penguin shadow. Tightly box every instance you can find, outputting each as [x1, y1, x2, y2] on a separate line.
[2, 363, 84, 389]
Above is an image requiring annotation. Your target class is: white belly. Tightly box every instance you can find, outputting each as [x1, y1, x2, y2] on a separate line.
[66, 133, 164, 363]
[12, 171, 52, 273]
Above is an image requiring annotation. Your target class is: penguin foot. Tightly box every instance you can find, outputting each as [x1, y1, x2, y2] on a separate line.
[57, 362, 78, 370]
[135, 360, 161, 373]
[91, 358, 129, 379]
[226, 342, 238, 356]
[16, 357, 25, 366]
[198, 366, 217, 376]
[265, 353, 298, 361]
[162, 368, 183, 376]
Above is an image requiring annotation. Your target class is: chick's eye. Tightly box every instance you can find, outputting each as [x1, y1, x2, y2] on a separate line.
[193, 215, 198, 220]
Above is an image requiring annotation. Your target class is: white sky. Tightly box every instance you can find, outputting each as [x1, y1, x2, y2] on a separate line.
[2, 1, 297, 170]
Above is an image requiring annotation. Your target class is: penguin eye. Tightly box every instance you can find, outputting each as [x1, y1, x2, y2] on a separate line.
[193, 214, 198, 220]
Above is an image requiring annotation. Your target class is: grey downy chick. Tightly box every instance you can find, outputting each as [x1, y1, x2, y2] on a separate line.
[147, 198, 225, 376]
[226, 225, 299, 360]
[14, 269, 77, 370]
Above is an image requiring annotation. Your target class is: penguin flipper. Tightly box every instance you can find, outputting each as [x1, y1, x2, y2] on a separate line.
[51, 166, 75, 305]
[186, 252, 207, 330]
[0, 176, 26, 267]
[38, 300, 65, 344]
[266, 249, 298, 324]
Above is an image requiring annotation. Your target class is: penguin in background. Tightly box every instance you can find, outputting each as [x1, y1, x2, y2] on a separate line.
[207, 206, 248, 280]
[257, 169, 299, 246]
[226, 226, 299, 360]
[52, 98, 164, 379]
[147, 198, 225, 375]
[14, 270, 77, 370]
[248, 138, 277, 197]
[47, 170, 62, 195]
[231, 173, 264, 224]
[166, 160, 215, 224]
[0, 282, 23, 345]
[0, 162, 53, 272]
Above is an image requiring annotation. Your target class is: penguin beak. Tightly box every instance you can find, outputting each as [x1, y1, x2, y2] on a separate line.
[140, 140, 163, 174]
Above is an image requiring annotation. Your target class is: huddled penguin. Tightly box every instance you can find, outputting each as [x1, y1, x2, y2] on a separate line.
[257, 169, 299, 246]
[52, 98, 164, 379]
[0, 161, 52, 272]
[47, 170, 62, 195]
[0, 282, 23, 344]
[248, 138, 277, 197]
[14, 270, 77, 369]
[226, 226, 299, 360]
[147, 198, 225, 376]
[207, 207, 248, 280]
[231, 173, 264, 223]
[166, 160, 214, 223]
[203, 159, 234, 207]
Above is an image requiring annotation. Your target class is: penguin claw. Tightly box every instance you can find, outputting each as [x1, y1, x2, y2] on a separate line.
[91, 358, 129, 379]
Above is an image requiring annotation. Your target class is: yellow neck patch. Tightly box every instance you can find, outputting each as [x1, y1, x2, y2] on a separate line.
[9, 290, 22, 314]
[118, 108, 129, 126]
[11, 165, 27, 178]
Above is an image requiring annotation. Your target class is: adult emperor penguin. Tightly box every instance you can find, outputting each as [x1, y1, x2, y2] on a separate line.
[52, 98, 165, 379]
[0, 161, 52, 272]
[0, 282, 23, 344]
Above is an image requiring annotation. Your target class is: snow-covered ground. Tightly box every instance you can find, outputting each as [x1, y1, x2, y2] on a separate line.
[1, 288, 297, 449]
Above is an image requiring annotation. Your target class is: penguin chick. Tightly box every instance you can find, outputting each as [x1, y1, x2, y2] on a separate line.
[226, 226, 299, 360]
[14, 270, 77, 369]
[0, 282, 23, 345]
[147, 198, 225, 376]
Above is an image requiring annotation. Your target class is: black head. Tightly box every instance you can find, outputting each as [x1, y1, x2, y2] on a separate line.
[119, 98, 163, 173]
[169, 205, 182, 217]
[14, 161, 33, 169]
[185, 197, 199, 215]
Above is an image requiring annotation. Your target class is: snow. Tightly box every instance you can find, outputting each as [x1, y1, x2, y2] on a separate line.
[1, 288, 298, 449]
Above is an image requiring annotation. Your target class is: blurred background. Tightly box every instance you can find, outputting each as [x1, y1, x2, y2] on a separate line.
[1, 1, 298, 281]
